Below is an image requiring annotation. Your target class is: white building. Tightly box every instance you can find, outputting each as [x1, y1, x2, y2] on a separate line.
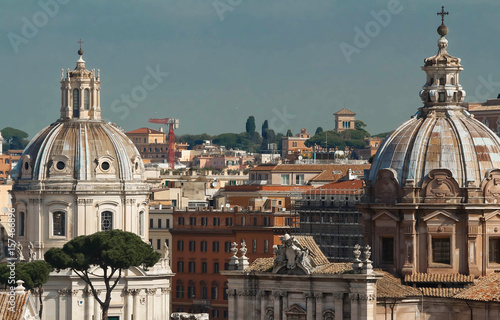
[11, 48, 173, 320]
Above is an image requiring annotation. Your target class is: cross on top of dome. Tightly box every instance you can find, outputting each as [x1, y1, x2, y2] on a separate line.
[77, 38, 84, 56]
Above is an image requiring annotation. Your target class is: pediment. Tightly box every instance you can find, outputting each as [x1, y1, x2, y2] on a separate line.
[372, 211, 399, 221]
[423, 210, 459, 222]
[484, 210, 500, 222]
[284, 303, 306, 315]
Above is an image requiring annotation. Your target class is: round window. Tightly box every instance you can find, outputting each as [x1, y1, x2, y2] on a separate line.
[101, 161, 110, 171]
[24, 162, 29, 170]
[56, 161, 65, 170]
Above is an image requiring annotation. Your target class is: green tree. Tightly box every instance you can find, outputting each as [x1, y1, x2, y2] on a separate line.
[315, 127, 323, 135]
[261, 120, 269, 137]
[373, 131, 393, 138]
[245, 116, 256, 135]
[286, 129, 293, 137]
[0, 261, 52, 318]
[354, 120, 367, 130]
[1, 127, 29, 150]
[45, 230, 161, 320]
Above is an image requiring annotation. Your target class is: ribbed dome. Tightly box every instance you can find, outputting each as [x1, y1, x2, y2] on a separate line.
[369, 107, 500, 188]
[15, 120, 144, 182]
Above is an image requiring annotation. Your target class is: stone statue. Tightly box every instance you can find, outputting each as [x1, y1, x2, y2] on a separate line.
[272, 234, 314, 274]
[163, 241, 170, 260]
[15, 241, 24, 261]
[28, 242, 35, 262]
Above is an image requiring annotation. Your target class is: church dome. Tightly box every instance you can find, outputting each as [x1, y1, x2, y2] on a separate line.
[13, 50, 145, 183]
[367, 20, 500, 201]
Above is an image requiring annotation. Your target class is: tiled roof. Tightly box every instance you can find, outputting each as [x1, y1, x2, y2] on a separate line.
[419, 287, 464, 298]
[454, 272, 500, 301]
[310, 165, 370, 181]
[246, 257, 274, 272]
[314, 180, 364, 193]
[313, 263, 353, 274]
[126, 127, 164, 134]
[334, 108, 356, 115]
[405, 273, 475, 284]
[294, 235, 330, 266]
[0, 291, 29, 320]
[376, 271, 421, 299]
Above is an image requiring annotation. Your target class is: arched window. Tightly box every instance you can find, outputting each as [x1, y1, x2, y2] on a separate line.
[439, 77, 445, 85]
[139, 211, 144, 236]
[84, 89, 90, 110]
[450, 77, 455, 85]
[176, 280, 184, 299]
[211, 281, 218, 300]
[101, 211, 113, 231]
[53, 211, 65, 236]
[19, 212, 25, 237]
[73, 89, 80, 117]
[200, 281, 208, 299]
[187, 280, 196, 298]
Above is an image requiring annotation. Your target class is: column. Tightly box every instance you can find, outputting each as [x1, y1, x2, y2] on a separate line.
[132, 289, 140, 319]
[84, 289, 93, 320]
[94, 290, 102, 320]
[146, 288, 156, 319]
[314, 292, 323, 320]
[304, 292, 314, 320]
[259, 291, 267, 320]
[57, 289, 70, 320]
[333, 293, 344, 319]
[273, 291, 282, 320]
[349, 293, 359, 320]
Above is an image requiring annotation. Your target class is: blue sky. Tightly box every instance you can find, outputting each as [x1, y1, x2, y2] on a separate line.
[2, 0, 500, 138]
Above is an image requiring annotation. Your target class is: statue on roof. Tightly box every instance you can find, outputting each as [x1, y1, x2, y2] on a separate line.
[272, 234, 313, 274]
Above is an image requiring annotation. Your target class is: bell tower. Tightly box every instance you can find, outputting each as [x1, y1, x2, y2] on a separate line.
[60, 39, 101, 120]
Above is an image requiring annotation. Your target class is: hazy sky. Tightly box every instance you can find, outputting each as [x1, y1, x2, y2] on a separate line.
[2, 0, 500, 139]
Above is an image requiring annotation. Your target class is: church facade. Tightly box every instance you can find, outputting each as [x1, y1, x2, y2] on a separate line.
[11, 48, 173, 320]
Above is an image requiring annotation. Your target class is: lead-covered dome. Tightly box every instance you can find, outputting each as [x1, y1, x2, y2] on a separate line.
[366, 21, 500, 203]
[13, 51, 145, 184]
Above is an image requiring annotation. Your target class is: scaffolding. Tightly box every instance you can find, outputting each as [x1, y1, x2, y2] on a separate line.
[292, 187, 365, 262]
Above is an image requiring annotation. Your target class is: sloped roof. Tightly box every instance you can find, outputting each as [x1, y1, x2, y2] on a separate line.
[405, 273, 474, 284]
[313, 180, 364, 194]
[126, 127, 164, 134]
[334, 108, 356, 115]
[419, 287, 464, 298]
[454, 272, 500, 301]
[294, 235, 330, 266]
[0, 291, 30, 320]
[376, 271, 421, 299]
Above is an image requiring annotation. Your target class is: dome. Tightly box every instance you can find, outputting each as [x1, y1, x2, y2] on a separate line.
[15, 120, 145, 182]
[369, 107, 500, 188]
[367, 21, 500, 201]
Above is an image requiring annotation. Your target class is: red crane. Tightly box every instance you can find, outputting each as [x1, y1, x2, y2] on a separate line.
[148, 118, 179, 169]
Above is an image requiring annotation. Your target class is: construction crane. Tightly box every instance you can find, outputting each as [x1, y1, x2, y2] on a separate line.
[148, 118, 179, 169]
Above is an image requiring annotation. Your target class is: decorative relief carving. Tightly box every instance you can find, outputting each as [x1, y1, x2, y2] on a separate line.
[145, 288, 156, 295]
[333, 292, 344, 300]
[374, 169, 400, 203]
[237, 289, 256, 296]
[323, 310, 335, 320]
[349, 293, 359, 300]
[483, 169, 500, 203]
[314, 292, 324, 300]
[77, 199, 93, 205]
[272, 234, 314, 275]
[226, 289, 237, 297]
[423, 169, 460, 202]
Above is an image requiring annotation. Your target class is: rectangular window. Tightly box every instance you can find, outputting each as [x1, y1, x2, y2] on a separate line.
[178, 217, 185, 225]
[158, 219, 162, 229]
[281, 174, 290, 185]
[177, 261, 184, 273]
[295, 174, 304, 185]
[157, 239, 161, 250]
[189, 261, 196, 273]
[432, 237, 451, 264]
[166, 219, 170, 229]
[252, 239, 257, 253]
[201, 217, 207, 226]
[224, 241, 231, 253]
[381, 237, 394, 264]
[202, 262, 207, 273]
[190, 217, 196, 226]
[213, 262, 219, 274]
[213, 217, 220, 226]
[52, 211, 65, 236]
[176, 284, 184, 299]
[253, 217, 257, 226]
[225, 217, 232, 226]
[213, 241, 219, 252]
[241, 217, 245, 226]
[201, 241, 207, 252]
[489, 238, 500, 263]
[177, 240, 184, 252]
[189, 241, 196, 252]
[264, 217, 270, 226]
[149, 218, 153, 229]
[264, 239, 269, 253]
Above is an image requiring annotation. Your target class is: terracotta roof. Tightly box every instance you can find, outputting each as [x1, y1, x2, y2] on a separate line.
[334, 108, 356, 115]
[405, 273, 475, 284]
[314, 180, 364, 193]
[467, 105, 500, 111]
[126, 127, 164, 134]
[376, 271, 422, 299]
[454, 272, 500, 301]
[246, 257, 274, 272]
[419, 287, 464, 298]
[0, 291, 30, 320]
[294, 235, 330, 266]
[313, 263, 353, 274]
[309, 165, 370, 182]
[249, 164, 278, 171]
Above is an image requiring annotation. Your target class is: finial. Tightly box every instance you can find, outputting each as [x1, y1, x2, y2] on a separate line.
[77, 38, 84, 56]
[437, 6, 449, 37]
